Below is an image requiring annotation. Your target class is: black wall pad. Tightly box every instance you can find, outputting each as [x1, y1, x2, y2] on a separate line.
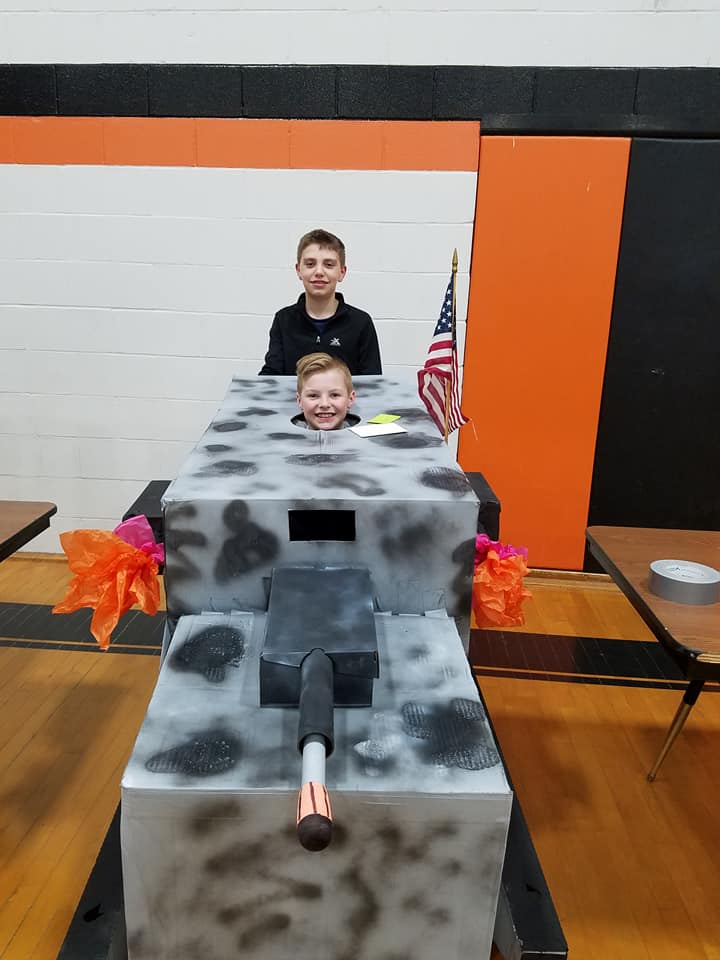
[2, 63, 720, 135]
[534, 66, 636, 116]
[56, 64, 148, 116]
[588, 138, 720, 534]
[635, 68, 720, 120]
[338, 65, 434, 119]
[242, 65, 336, 118]
[0, 64, 56, 114]
[466, 471, 501, 541]
[480, 114, 720, 137]
[433, 65, 534, 118]
[149, 64, 242, 117]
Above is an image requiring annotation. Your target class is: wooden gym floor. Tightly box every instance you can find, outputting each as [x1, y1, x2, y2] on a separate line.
[0, 556, 719, 960]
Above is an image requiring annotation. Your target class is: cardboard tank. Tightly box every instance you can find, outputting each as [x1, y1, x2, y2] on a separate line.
[120, 373, 512, 960]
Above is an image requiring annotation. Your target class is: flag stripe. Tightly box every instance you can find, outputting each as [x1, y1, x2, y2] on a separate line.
[417, 272, 469, 436]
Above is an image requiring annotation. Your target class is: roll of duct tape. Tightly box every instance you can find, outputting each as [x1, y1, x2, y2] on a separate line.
[649, 559, 720, 605]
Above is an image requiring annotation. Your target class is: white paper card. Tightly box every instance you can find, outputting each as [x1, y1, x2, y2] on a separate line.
[350, 423, 408, 438]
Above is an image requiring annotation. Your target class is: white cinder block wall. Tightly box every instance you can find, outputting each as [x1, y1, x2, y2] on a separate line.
[2, 0, 719, 551]
[0, 164, 475, 549]
[2, 1, 720, 67]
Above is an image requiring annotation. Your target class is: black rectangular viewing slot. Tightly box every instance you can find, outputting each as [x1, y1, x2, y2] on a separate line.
[288, 510, 356, 542]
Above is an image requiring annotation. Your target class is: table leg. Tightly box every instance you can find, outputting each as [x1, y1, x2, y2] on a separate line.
[647, 677, 705, 782]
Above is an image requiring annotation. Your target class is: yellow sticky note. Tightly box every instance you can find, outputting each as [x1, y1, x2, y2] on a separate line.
[368, 414, 401, 424]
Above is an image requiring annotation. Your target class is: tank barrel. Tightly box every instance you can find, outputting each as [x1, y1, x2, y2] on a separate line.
[297, 648, 335, 758]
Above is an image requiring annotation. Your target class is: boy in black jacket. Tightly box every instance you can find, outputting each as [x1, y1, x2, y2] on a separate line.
[259, 229, 382, 376]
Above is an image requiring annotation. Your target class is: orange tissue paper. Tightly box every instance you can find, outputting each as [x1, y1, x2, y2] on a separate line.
[472, 534, 532, 628]
[52, 517, 162, 650]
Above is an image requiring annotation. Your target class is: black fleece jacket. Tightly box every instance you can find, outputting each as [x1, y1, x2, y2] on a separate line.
[258, 293, 382, 376]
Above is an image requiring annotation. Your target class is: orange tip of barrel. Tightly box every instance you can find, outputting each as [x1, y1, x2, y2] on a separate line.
[296, 782, 333, 851]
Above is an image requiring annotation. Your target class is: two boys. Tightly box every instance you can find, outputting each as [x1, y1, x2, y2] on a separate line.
[259, 229, 382, 377]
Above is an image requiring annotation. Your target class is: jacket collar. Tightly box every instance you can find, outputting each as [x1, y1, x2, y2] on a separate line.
[297, 292, 347, 325]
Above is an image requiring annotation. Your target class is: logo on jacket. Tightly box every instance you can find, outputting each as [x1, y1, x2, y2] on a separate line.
[330, 337, 341, 347]
[315, 336, 321, 343]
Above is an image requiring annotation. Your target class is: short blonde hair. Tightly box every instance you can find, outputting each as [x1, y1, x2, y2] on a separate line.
[296, 352, 353, 394]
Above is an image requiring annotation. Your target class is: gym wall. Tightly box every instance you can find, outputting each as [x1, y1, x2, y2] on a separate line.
[1, 2, 719, 562]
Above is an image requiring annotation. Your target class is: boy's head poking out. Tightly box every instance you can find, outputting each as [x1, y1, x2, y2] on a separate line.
[296, 352, 356, 431]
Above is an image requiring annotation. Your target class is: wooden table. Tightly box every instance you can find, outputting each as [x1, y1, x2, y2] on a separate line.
[586, 526, 720, 781]
[0, 500, 57, 563]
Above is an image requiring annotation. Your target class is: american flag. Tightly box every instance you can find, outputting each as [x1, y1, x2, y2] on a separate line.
[417, 273, 469, 436]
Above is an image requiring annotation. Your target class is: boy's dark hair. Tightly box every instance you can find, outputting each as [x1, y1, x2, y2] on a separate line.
[296, 229, 346, 268]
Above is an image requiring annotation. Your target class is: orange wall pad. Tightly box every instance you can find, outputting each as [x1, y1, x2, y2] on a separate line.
[459, 136, 630, 569]
[0, 117, 479, 170]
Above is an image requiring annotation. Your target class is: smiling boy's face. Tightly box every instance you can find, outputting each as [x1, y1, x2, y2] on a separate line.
[297, 369, 355, 431]
[295, 243, 347, 300]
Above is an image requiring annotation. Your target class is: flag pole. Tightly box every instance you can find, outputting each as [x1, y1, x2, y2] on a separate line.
[443, 248, 459, 443]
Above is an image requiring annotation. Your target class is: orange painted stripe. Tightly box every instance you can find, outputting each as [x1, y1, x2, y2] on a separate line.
[290, 120, 384, 170]
[382, 121, 480, 172]
[0, 117, 16, 162]
[14, 117, 104, 164]
[459, 136, 630, 570]
[197, 118, 291, 168]
[0, 117, 479, 170]
[103, 117, 197, 166]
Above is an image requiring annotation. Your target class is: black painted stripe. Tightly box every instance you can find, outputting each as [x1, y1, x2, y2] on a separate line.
[467, 627, 720, 692]
[1, 64, 719, 135]
[0, 601, 163, 653]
